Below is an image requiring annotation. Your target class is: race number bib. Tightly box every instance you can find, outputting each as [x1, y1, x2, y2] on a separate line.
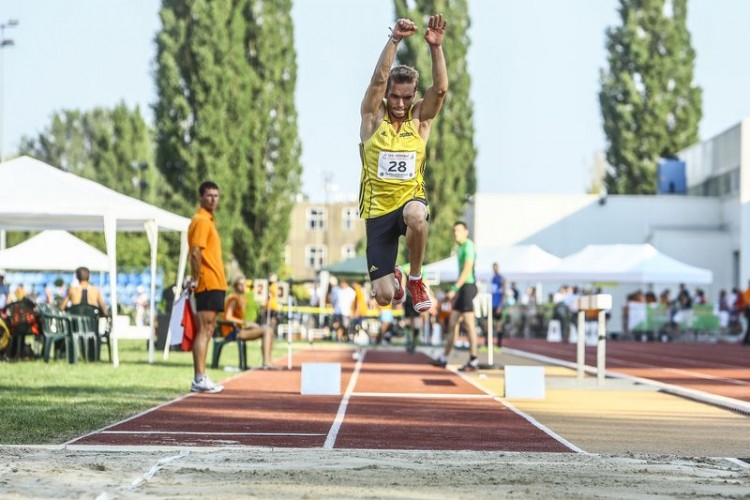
[377, 151, 416, 180]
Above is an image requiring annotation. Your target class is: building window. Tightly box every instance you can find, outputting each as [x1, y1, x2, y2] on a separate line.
[342, 207, 358, 231]
[305, 245, 327, 270]
[306, 207, 327, 231]
[341, 244, 356, 260]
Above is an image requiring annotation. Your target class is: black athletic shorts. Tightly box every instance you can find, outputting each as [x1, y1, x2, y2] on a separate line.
[195, 290, 225, 312]
[453, 284, 478, 313]
[366, 198, 429, 281]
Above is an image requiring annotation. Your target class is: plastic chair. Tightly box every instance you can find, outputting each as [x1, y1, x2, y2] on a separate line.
[67, 303, 109, 362]
[37, 304, 71, 363]
[211, 320, 248, 370]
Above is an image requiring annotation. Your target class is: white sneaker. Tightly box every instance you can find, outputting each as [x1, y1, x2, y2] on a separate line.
[191, 377, 224, 393]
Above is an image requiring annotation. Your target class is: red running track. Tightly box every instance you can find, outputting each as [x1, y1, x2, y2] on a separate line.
[70, 348, 572, 452]
[504, 339, 750, 403]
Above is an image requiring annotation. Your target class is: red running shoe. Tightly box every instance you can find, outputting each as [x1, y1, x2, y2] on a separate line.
[407, 276, 432, 313]
[392, 266, 405, 306]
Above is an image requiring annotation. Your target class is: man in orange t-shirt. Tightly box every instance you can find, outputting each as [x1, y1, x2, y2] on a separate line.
[187, 180, 228, 394]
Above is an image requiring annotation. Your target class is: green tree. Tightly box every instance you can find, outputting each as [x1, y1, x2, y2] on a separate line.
[393, 0, 477, 263]
[18, 104, 168, 271]
[599, 0, 702, 194]
[154, 0, 301, 278]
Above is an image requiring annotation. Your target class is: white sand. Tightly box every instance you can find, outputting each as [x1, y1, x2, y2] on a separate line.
[2, 446, 749, 499]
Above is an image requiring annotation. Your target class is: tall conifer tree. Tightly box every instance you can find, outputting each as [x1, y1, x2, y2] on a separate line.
[393, 0, 476, 262]
[154, 0, 301, 276]
[599, 0, 702, 194]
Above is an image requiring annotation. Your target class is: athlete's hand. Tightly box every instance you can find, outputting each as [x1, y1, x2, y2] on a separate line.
[424, 14, 446, 47]
[391, 18, 417, 41]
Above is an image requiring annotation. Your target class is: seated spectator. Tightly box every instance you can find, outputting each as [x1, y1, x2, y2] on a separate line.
[222, 277, 275, 368]
[61, 267, 108, 315]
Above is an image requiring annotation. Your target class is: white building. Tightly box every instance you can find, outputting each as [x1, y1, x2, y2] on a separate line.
[462, 119, 750, 332]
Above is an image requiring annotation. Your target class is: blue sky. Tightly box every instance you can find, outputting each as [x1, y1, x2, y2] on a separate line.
[2, 1, 750, 201]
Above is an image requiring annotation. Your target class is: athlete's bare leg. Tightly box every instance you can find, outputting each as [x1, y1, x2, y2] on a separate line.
[371, 273, 398, 307]
[403, 201, 429, 277]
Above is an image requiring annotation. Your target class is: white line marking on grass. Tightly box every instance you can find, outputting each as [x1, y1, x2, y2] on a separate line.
[352, 392, 491, 399]
[452, 368, 588, 454]
[323, 349, 365, 450]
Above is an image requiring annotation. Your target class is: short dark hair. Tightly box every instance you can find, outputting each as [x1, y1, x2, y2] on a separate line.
[75, 267, 91, 282]
[199, 181, 219, 196]
[453, 221, 468, 229]
[387, 65, 419, 92]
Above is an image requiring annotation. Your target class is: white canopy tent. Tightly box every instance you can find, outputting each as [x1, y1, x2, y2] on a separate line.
[0, 230, 108, 272]
[421, 244, 561, 283]
[0, 156, 191, 367]
[533, 243, 713, 284]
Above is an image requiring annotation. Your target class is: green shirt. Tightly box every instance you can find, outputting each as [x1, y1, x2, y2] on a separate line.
[456, 239, 476, 285]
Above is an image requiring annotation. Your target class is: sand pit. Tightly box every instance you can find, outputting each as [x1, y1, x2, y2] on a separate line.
[2, 446, 749, 498]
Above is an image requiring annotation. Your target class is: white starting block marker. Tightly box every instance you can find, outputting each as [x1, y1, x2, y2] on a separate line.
[546, 319, 562, 342]
[504, 365, 545, 399]
[301, 363, 341, 395]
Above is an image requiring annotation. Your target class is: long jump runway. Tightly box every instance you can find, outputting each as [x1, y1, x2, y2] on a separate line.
[69, 348, 572, 452]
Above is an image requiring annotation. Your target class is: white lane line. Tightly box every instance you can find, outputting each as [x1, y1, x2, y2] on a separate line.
[502, 347, 750, 415]
[601, 356, 750, 386]
[64, 392, 196, 446]
[507, 345, 750, 385]
[352, 392, 491, 399]
[451, 368, 588, 454]
[323, 349, 366, 450]
[101, 431, 325, 436]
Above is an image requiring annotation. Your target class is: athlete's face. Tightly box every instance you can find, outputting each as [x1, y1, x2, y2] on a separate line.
[386, 82, 416, 119]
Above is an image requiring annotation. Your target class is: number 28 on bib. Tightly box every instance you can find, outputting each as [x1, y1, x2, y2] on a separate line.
[377, 151, 417, 180]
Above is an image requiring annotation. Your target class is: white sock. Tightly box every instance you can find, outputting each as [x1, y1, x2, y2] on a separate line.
[194, 374, 206, 383]
[408, 274, 421, 281]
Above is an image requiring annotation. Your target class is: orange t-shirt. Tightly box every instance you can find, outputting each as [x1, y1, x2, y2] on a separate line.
[188, 207, 227, 292]
[221, 293, 243, 337]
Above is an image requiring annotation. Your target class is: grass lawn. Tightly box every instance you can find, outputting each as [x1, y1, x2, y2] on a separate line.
[0, 339, 290, 445]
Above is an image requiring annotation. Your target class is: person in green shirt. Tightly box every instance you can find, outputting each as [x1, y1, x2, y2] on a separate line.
[432, 221, 479, 371]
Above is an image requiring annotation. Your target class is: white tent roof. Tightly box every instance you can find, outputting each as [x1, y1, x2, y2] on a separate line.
[0, 230, 108, 271]
[0, 156, 192, 367]
[0, 156, 189, 232]
[534, 243, 713, 284]
[422, 244, 561, 282]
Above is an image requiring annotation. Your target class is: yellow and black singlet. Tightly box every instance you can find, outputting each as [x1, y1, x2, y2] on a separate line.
[358, 104, 427, 219]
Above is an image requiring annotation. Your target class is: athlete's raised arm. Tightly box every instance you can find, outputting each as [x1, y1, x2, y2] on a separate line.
[360, 18, 416, 142]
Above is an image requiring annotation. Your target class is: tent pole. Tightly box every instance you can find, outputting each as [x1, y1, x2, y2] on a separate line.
[145, 221, 158, 364]
[104, 216, 119, 367]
